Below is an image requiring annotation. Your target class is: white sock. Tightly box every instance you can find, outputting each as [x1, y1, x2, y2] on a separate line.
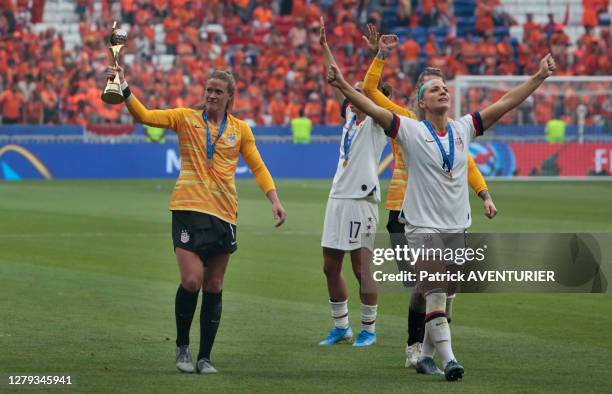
[330, 299, 349, 329]
[360, 303, 377, 333]
[446, 294, 456, 323]
[425, 293, 455, 367]
[421, 327, 435, 358]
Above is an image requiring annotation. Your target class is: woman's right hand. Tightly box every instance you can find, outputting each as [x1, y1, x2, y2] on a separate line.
[105, 65, 125, 83]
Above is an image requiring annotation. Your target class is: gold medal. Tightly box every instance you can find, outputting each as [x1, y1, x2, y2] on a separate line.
[343, 160, 348, 168]
[207, 158, 214, 168]
[449, 170, 453, 179]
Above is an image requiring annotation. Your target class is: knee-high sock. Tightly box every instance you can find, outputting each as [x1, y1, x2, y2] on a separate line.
[175, 285, 199, 347]
[330, 299, 349, 329]
[360, 303, 377, 333]
[424, 292, 455, 367]
[446, 294, 456, 324]
[408, 290, 425, 345]
[198, 291, 222, 361]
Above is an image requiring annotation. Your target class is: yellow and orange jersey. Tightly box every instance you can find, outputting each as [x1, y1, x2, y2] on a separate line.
[127, 95, 275, 224]
[363, 58, 488, 211]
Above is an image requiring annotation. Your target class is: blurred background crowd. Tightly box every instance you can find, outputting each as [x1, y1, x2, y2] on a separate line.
[0, 0, 610, 128]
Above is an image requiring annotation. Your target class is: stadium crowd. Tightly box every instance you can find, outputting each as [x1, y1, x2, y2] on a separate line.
[0, 0, 610, 127]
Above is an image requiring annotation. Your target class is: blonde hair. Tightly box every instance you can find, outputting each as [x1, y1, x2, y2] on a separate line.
[197, 69, 236, 112]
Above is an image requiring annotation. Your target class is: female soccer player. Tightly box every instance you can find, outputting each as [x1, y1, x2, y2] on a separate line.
[318, 17, 387, 347]
[106, 66, 286, 374]
[327, 46, 555, 380]
[360, 31, 497, 370]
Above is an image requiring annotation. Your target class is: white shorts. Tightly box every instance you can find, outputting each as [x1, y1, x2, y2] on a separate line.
[404, 223, 467, 260]
[321, 197, 378, 251]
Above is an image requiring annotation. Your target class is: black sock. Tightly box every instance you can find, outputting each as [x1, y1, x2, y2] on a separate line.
[198, 291, 222, 361]
[175, 285, 199, 347]
[407, 308, 426, 345]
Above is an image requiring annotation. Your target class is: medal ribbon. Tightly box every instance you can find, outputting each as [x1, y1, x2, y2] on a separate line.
[423, 119, 454, 174]
[342, 115, 358, 161]
[203, 111, 227, 161]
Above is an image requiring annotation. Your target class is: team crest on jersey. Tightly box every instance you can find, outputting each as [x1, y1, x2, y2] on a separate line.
[226, 133, 237, 147]
[455, 135, 465, 152]
[180, 230, 190, 243]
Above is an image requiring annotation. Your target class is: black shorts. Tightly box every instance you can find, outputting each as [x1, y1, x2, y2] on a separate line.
[172, 210, 237, 263]
[386, 210, 404, 235]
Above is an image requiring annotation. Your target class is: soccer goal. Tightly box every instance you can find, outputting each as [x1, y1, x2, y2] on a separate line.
[451, 75, 612, 178]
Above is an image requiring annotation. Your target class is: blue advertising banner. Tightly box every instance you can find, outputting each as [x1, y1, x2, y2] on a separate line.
[0, 143, 395, 180]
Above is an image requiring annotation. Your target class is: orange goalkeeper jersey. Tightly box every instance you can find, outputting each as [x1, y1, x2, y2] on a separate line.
[363, 58, 488, 211]
[127, 95, 275, 224]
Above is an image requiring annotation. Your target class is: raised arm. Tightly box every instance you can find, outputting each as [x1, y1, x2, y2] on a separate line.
[319, 17, 344, 104]
[327, 64, 394, 133]
[106, 65, 182, 129]
[479, 54, 556, 131]
[362, 34, 414, 117]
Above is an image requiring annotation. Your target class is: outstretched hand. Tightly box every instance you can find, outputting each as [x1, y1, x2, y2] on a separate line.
[361, 23, 379, 53]
[378, 34, 399, 55]
[319, 16, 327, 46]
[327, 64, 344, 88]
[537, 53, 556, 80]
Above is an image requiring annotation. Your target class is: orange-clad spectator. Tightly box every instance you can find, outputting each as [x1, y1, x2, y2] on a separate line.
[285, 95, 301, 121]
[496, 35, 512, 64]
[421, 0, 434, 27]
[325, 97, 341, 125]
[523, 13, 541, 41]
[304, 1, 321, 25]
[462, 33, 481, 74]
[476, 8, 494, 36]
[480, 35, 497, 67]
[163, 16, 181, 54]
[24, 95, 43, 124]
[292, 0, 305, 18]
[423, 34, 439, 60]
[266, 68, 286, 95]
[253, 4, 273, 28]
[582, 0, 599, 28]
[304, 92, 322, 125]
[269, 92, 287, 125]
[400, 37, 419, 76]
[0, 85, 24, 124]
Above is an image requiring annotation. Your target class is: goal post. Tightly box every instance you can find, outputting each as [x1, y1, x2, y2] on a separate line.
[450, 75, 612, 178]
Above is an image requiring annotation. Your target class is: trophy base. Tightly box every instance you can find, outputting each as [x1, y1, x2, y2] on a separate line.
[102, 83, 124, 105]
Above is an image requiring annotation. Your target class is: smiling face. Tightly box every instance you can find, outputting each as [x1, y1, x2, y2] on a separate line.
[418, 78, 450, 116]
[204, 78, 232, 114]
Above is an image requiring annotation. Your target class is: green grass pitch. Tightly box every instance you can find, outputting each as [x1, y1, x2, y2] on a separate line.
[1, 179, 611, 392]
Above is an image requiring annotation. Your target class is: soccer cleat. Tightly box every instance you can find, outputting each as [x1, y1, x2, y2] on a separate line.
[405, 342, 422, 368]
[352, 330, 376, 347]
[444, 359, 464, 381]
[415, 356, 444, 376]
[175, 345, 195, 373]
[318, 326, 353, 346]
[196, 358, 218, 374]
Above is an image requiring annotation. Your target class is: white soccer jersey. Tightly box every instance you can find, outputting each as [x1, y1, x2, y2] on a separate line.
[328, 103, 388, 202]
[388, 112, 484, 230]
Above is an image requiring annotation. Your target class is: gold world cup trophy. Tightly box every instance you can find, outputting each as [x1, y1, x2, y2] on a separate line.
[101, 21, 128, 104]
